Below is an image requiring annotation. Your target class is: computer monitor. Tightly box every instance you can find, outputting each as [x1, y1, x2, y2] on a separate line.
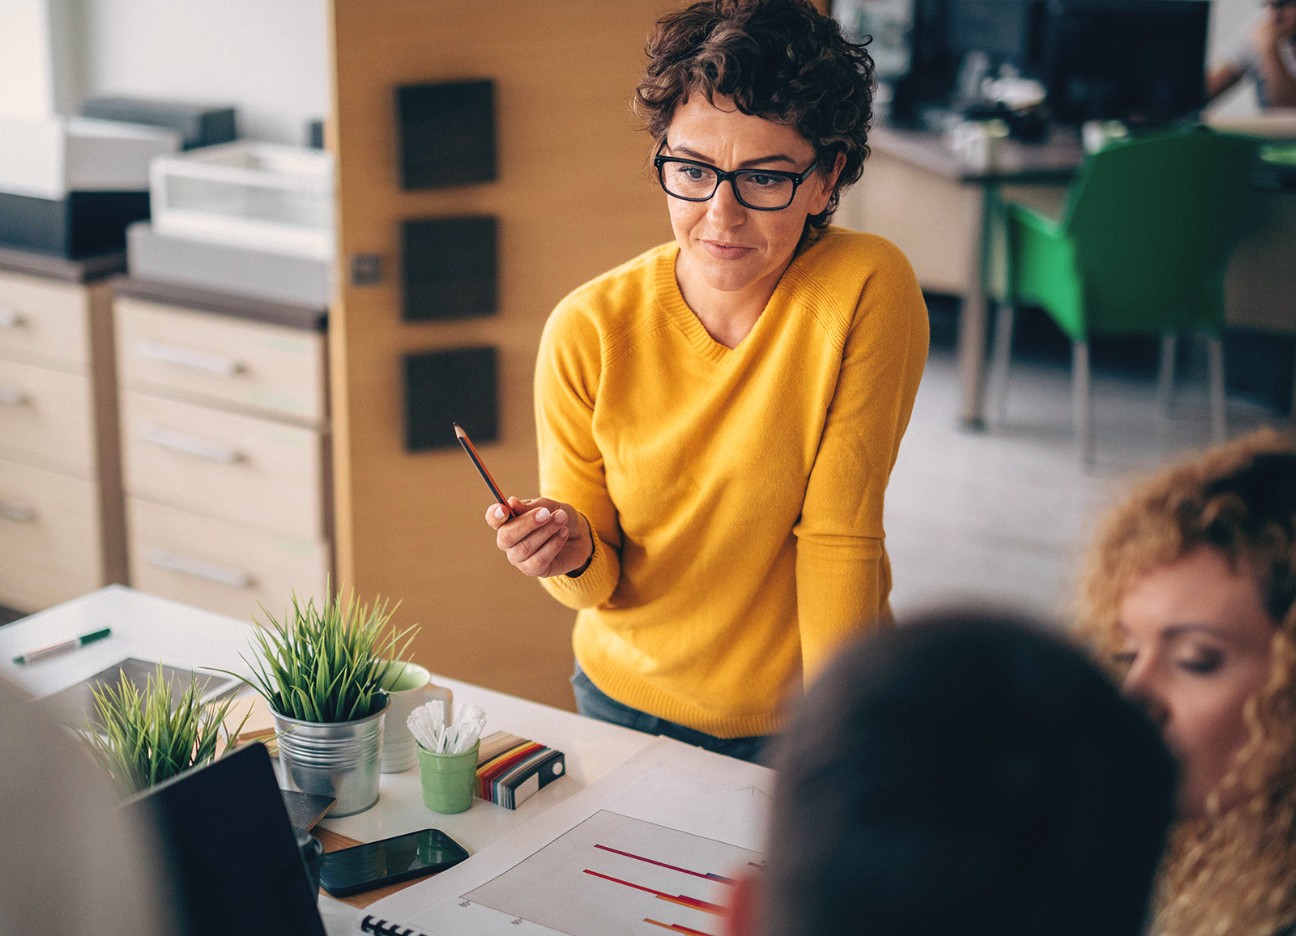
[946, 0, 1038, 75]
[1030, 0, 1211, 125]
[884, 0, 1041, 126]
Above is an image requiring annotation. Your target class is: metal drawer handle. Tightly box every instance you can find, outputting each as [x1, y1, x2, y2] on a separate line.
[0, 385, 29, 406]
[146, 548, 255, 589]
[138, 423, 243, 463]
[0, 308, 25, 329]
[135, 340, 244, 377]
[0, 500, 36, 523]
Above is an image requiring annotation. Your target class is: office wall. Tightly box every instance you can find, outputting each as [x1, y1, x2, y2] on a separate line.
[1208, 0, 1266, 116]
[1210, 0, 1252, 52]
[0, 0, 60, 117]
[51, 0, 327, 143]
[329, 0, 678, 710]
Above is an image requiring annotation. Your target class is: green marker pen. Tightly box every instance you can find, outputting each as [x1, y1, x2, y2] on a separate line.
[12, 627, 112, 665]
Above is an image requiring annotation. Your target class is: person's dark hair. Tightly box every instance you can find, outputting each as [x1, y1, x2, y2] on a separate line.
[633, 0, 876, 230]
[761, 610, 1177, 936]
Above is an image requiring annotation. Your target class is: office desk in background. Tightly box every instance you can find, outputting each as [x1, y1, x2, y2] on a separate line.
[0, 585, 659, 934]
[848, 123, 1296, 428]
[842, 125, 1083, 430]
[1225, 177, 1296, 420]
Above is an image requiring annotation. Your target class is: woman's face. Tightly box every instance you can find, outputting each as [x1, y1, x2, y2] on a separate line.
[1117, 547, 1276, 818]
[662, 96, 839, 318]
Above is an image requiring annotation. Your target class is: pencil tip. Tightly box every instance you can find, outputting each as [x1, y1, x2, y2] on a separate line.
[453, 422, 466, 438]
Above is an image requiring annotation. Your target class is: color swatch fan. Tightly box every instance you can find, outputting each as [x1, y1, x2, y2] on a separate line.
[476, 731, 566, 809]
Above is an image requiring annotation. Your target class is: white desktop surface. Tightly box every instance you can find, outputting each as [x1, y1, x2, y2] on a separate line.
[0, 585, 662, 934]
[0, 585, 260, 696]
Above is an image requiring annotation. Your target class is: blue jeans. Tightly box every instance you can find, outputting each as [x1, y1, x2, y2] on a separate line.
[571, 665, 772, 765]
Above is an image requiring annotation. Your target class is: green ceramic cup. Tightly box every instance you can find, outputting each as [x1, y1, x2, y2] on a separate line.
[417, 741, 479, 814]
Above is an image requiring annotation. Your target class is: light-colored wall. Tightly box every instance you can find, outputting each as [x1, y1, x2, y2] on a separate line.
[0, 0, 60, 118]
[1208, 0, 1266, 117]
[70, 0, 328, 143]
[0, 0, 327, 143]
[1211, 0, 1253, 55]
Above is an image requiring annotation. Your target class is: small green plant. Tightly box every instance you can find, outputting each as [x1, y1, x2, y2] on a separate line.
[81, 665, 248, 794]
[230, 587, 417, 723]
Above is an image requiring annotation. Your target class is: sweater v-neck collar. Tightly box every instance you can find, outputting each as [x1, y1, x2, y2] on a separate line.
[654, 245, 794, 363]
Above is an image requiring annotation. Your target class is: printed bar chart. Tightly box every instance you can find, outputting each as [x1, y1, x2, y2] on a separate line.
[593, 843, 737, 883]
[462, 809, 763, 936]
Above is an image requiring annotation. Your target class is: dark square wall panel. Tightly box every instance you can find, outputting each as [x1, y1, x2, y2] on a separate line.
[404, 346, 498, 452]
[396, 79, 497, 189]
[402, 216, 498, 321]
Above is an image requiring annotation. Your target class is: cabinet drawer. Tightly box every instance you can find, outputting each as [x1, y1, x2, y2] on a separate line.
[127, 497, 329, 623]
[0, 358, 94, 475]
[0, 269, 92, 367]
[116, 297, 325, 424]
[0, 458, 104, 612]
[121, 391, 324, 539]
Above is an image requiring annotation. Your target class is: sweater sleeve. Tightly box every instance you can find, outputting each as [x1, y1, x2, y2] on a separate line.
[533, 298, 622, 610]
[794, 240, 929, 682]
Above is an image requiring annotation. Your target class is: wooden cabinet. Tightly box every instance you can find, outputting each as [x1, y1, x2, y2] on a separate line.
[0, 250, 126, 612]
[113, 279, 330, 622]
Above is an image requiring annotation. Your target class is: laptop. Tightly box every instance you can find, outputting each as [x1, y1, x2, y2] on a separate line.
[129, 742, 327, 936]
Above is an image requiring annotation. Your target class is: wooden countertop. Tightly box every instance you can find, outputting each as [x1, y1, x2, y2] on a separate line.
[113, 275, 328, 332]
[0, 246, 127, 283]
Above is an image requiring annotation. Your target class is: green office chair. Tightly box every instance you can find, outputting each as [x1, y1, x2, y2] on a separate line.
[989, 129, 1260, 464]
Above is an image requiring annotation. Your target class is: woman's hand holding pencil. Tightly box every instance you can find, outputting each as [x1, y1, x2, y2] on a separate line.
[485, 495, 593, 579]
[455, 422, 593, 579]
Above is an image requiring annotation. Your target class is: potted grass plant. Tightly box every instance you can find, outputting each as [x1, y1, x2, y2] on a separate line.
[80, 665, 247, 795]
[226, 587, 417, 817]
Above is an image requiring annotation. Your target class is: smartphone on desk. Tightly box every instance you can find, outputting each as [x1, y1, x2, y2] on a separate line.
[318, 828, 469, 897]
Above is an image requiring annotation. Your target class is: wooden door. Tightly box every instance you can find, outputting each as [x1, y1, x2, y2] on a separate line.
[328, 2, 678, 707]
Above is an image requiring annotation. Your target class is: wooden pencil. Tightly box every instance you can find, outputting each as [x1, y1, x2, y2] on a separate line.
[453, 422, 512, 517]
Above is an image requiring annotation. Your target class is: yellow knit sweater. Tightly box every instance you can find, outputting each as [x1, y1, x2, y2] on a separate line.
[535, 226, 928, 738]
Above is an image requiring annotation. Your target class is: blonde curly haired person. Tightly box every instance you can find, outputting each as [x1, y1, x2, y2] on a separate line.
[1078, 427, 1296, 936]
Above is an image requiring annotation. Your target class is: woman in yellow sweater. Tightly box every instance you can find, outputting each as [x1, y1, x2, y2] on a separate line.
[486, 0, 928, 761]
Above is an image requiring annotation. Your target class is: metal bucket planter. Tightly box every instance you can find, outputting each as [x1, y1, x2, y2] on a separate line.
[274, 697, 388, 817]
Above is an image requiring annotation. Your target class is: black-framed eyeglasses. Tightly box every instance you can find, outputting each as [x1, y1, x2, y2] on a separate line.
[653, 144, 821, 211]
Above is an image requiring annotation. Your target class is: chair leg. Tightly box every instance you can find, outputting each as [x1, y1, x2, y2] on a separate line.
[1073, 340, 1094, 467]
[1207, 335, 1226, 443]
[989, 302, 1016, 423]
[1157, 334, 1177, 418]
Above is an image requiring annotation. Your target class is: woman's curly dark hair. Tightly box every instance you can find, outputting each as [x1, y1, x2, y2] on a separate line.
[633, 0, 876, 230]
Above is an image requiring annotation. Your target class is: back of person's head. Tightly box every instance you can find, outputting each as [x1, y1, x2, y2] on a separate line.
[756, 610, 1176, 936]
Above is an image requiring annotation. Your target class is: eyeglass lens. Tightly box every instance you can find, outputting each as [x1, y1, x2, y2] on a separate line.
[659, 162, 799, 209]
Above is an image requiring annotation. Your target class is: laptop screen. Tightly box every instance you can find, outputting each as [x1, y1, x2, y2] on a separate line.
[129, 742, 326, 936]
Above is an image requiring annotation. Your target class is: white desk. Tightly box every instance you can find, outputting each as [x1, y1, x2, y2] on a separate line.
[0, 586, 660, 934]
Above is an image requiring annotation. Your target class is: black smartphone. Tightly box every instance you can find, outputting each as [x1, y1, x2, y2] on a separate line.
[318, 828, 469, 897]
